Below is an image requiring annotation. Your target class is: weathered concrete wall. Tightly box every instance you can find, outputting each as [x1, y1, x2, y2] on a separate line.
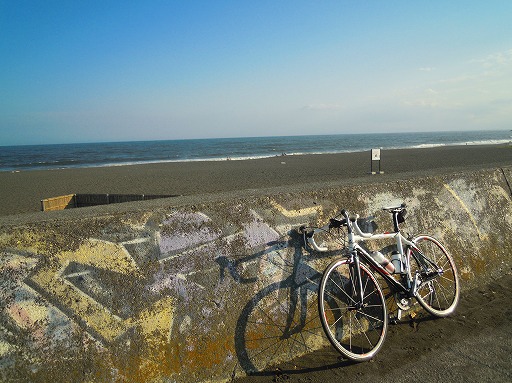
[1, 167, 511, 382]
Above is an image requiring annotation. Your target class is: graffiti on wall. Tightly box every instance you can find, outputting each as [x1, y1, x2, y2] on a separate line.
[2, 179, 500, 381]
[0, 199, 332, 381]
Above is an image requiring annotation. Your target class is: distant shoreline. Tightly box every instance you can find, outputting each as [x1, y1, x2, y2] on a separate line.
[1, 130, 510, 172]
[2, 140, 511, 174]
[1, 144, 511, 217]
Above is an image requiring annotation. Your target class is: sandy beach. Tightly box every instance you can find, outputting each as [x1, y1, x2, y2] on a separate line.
[1, 144, 511, 217]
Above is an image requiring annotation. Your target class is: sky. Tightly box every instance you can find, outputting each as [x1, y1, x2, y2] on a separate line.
[1, 1, 511, 146]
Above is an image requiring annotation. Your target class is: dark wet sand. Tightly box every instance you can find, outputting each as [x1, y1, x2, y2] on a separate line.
[1, 144, 511, 217]
[234, 273, 512, 383]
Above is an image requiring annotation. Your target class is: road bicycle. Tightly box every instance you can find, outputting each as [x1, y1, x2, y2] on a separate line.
[300, 204, 460, 361]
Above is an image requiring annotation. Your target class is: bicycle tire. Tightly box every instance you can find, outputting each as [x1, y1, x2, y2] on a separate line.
[318, 258, 388, 361]
[409, 235, 460, 317]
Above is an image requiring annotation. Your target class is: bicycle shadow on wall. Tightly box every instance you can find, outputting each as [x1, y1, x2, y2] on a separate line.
[217, 228, 343, 375]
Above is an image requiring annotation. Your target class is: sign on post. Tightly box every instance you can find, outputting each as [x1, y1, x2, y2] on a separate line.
[370, 149, 384, 174]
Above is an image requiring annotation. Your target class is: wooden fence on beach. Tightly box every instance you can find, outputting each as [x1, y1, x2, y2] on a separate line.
[41, 194, 178, 211]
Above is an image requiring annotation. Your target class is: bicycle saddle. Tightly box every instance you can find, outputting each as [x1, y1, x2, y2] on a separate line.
[382, 203, 406, 212]
[382, 203, 407, 224]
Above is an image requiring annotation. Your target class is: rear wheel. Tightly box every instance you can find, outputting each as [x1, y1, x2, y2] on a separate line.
[318, 258, 388, 361]
[409, 235, 460, 317]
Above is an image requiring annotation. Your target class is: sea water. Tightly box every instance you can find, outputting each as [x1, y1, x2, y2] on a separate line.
[1, 130, 510, 172]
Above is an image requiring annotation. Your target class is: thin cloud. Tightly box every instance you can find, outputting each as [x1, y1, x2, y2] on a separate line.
[403, 99, 439, 108]
[470, 48, 512, 67]
[438, 74, 477, 84]
[301, 103, 344, 111]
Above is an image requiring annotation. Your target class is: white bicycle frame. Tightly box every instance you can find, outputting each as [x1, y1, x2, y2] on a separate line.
[349, 215, 414, 276]
[307, 211, 421, 297]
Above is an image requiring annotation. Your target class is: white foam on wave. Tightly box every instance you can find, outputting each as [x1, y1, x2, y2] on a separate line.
[412, 138, 511, 149]
[462, 139, 512, 146]
[412, 143, 446, 149]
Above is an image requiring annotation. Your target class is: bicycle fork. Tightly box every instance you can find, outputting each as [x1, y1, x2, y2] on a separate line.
[349, 251, 366, 311]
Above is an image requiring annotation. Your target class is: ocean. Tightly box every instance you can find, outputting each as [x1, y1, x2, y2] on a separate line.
[1, 130, 511, 172]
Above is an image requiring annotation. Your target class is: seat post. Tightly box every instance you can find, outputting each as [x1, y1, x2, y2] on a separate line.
[392, 212, 401, 233]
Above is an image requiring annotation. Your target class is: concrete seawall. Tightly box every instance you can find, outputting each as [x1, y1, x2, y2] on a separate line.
[1, 167, 511, 382]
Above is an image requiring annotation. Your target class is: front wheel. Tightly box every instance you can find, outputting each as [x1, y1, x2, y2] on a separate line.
[318, 258, 388, 361]
[409, 235, 460, 317]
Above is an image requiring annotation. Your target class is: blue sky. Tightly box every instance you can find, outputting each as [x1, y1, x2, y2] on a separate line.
[1, 1, 511, 145]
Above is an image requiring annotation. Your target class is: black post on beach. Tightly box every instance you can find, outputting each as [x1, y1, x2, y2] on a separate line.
[370, 149, 384, 174]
